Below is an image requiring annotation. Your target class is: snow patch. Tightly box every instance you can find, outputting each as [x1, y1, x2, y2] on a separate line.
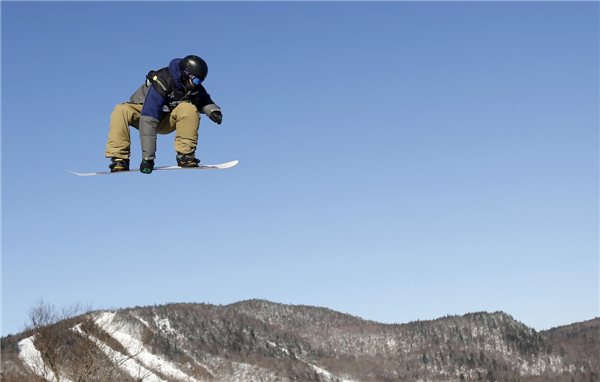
[75, 324, 166, 382]
[95, 311, 201, 382]
[132, 313, 152, 328]
[154, 314, 176, 334]
[18, 336, 74, 382]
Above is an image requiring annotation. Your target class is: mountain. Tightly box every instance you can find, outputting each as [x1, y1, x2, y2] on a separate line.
[1, 300, 598, 382]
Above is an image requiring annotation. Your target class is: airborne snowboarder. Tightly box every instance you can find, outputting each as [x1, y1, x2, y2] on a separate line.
[105, 55, 223, 174]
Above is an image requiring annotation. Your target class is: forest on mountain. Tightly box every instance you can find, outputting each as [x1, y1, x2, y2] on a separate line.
[1, 300, 598, 382]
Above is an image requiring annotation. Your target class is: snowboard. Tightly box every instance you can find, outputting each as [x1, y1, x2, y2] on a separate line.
[68, 160, 239, 176]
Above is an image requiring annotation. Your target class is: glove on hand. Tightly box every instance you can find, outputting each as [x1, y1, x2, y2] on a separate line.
[140, 159, 155, 174]
[209, 111, 223, 125]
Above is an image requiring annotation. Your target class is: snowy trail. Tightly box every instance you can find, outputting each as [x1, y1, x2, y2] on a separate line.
[73, 323, 166, 382]
[95, 312, 202, 382]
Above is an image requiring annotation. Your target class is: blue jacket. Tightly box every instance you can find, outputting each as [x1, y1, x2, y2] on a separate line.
[142, 58, 216, 119]
[129, 58, 221, 160]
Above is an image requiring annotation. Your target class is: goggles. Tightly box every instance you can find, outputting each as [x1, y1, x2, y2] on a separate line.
[184, 70, 204, 86]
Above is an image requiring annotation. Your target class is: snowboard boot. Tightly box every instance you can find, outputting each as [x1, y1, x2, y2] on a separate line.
[176, 152, 200, 167]
[109, 158, 130, 172]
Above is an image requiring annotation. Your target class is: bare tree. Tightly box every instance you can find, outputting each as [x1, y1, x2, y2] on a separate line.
[17, 299, 151, 382]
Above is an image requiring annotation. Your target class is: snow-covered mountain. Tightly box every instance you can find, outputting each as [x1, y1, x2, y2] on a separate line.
[1, 300, 598, 382]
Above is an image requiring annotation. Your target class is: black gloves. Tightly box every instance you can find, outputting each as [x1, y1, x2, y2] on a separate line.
[209, 110, 223, 125]
[140, 159, 155, 174]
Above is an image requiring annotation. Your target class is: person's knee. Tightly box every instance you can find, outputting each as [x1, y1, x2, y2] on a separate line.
[112, 103, 128, 114]
[111, 104, 141, 128]
[111, 103, 134, 121]
[174, 103, 200, 121]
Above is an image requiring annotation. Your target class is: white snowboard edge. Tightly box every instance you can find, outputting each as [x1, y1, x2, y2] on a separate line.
[68, 160, 239, 176]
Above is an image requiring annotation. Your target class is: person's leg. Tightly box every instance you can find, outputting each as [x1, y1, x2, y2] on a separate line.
[169, 102, 200, 156]
[105, 103, 143, 159]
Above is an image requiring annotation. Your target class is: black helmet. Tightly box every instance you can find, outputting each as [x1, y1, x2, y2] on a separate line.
[180, 55, 208, 87]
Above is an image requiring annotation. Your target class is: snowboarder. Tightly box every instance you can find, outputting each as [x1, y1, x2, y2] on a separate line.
[105, 55, 223, 174]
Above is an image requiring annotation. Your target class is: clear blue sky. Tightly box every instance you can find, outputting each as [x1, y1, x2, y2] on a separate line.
[1, 1, 598, 336]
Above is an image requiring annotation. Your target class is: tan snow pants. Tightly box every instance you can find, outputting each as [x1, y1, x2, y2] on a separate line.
[105, 102, 200, 159]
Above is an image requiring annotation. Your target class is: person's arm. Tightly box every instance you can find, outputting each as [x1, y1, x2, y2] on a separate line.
[193, 86, 222, 125]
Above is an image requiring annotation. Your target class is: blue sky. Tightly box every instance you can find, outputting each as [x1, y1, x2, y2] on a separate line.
[1, 1, 598, 336]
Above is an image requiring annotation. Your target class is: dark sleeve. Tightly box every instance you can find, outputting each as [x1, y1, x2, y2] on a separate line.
[139, 86, 166, 160]
[191, 85, 216, 110]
